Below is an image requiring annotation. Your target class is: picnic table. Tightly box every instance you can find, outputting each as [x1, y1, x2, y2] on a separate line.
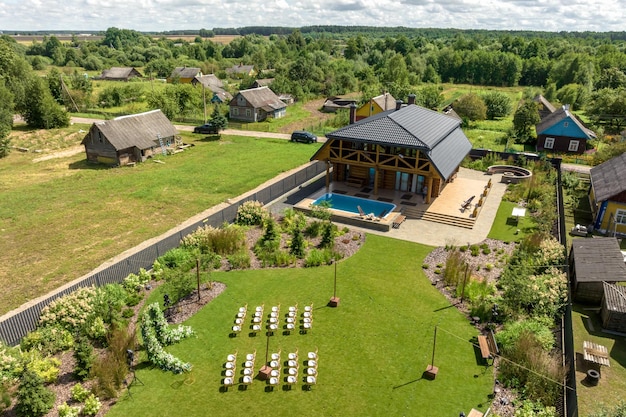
[583, 340, 610, 367]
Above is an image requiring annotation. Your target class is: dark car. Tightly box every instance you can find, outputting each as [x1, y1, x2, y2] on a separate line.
[193, 123, 218, 134]
[290, 130, 317, 143]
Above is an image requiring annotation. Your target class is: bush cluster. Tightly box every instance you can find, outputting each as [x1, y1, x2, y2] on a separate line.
[234, 200, 266, 226]
[181, 224, 245, 256]
[20, 325, 74, 356]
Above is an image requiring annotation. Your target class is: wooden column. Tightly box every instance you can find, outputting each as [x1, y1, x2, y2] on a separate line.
[325, 160, 331, 193]
[373, 168, 380, 195]
[425, 176, 434, 204]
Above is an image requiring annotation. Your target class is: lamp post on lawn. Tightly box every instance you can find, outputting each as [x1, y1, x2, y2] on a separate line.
[329, 258, 340, 307]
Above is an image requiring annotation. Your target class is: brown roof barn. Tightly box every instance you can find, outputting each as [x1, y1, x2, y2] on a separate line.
[569, 237, 626, 304]
[81, 110, 178, 166]
[229, 86, 286, 122]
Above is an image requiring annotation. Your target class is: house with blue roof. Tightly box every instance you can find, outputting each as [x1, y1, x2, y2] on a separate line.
[536, 104, 596, 154]
[310, 96, 472, 203]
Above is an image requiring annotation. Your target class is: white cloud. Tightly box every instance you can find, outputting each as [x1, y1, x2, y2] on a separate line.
[0, 0, 624, 32]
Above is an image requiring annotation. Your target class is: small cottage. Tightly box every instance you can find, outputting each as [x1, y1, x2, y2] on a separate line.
[355, 93, 396, 121]
[168, 67, 202, 84]
[81, 110, 178, 166]
[98, 67, 143, 81]
[589, 152, 626, 236]
[535, 104, 596, 154]
[229, 86, 286, 122]
[601, 282, 626, 333]
[569, 237, 626, 304]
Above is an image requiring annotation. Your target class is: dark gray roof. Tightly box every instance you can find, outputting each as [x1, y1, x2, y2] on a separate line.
[253, 78, 274, 87]
[590, 152, 626, 202]
[227, 64, 255, 74]
[603, 282, 626, 313]
[193, 74, 224, 89]
[572, 237, 626, 283]
[100, 67, 142, 80]
[533, 95, 556, 114]
[325, 104, 471, 180]
[231, 86, 286, 111]
[83, 110, 177, 151]
[171, 67, 201, 79]
[536, 105, 596, 138]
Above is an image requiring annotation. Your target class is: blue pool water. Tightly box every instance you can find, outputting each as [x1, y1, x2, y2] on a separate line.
[312, 193, 396, 218]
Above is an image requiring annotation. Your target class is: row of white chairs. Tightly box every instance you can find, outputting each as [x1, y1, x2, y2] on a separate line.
[223, 351, 257, 387]
[232, 303, 312, 335]
[302, 304, 313, 332]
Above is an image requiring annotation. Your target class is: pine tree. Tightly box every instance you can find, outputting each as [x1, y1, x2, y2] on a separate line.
[16, 369, 55, 417]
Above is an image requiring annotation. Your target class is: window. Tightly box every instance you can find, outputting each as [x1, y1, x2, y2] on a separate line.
[568, 140, 580, 152]
[563, 122, 569, 128]
[232, 108, 239, 116]
[245, 109, 251, 117]
[616, 209, 626, 225]
[544, 137, 555, 149]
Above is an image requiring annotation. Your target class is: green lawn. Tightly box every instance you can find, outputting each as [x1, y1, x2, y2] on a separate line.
[107, 235, 494, 417]
[0, 132, 318, 314]
[572, 305, 626, 415]
[487, 200, 535, 242]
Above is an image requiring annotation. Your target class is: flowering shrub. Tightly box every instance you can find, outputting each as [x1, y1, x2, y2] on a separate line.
[535, 237, 565, 267]
[20, 325, 74, 355]
[0, 342, 21, 384]
[39, 287, 97, 333]
[123, 268, 151, 293]
[140, 303, 193, 373]
[70, 383, 90, 402]
[181, 224, 245, 256]
[83, 394, 102, 416]
[23, 350, 61, 384]
[58, 402, 81, 417]
[86, 316, 107, 342]
[235, 200, 266, 225]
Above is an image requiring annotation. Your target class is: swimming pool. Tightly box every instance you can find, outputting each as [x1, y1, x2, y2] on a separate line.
[312, 193, 396, 218]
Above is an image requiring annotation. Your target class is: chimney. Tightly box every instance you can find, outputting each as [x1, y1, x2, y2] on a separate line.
[408, 94, 416, 105]
[349, 103, 357, 124]
[395, 100, 403, 111]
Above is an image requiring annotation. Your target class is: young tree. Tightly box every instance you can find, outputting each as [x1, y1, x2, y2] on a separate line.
[21, 77, 70, 129]
[209, 105, 228, 132]
[483, 91, 512, 119]
[453, 93, 487, 121]
[513, 100, 540, 144]
[418, 84, 443, 110]
[0, 82, 13, 159]
[15, 369, 55, 417]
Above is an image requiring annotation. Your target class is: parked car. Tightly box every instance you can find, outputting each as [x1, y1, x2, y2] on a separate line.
[193, 123, 218, 134]
[290, 130, 317, 143]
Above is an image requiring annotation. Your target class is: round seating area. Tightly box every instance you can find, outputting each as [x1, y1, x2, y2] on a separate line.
[487, 165, 532, 183]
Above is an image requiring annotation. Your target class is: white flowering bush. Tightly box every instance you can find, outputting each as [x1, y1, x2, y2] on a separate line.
[235, 200, 266, 226]
[140, 303, 193, 373]
[535, 237, 565, 267]
[0, 342, 21, 383]
[123, 269, 150, 293]
[39, 287, 97, 333]
[20, 325, 74, 356]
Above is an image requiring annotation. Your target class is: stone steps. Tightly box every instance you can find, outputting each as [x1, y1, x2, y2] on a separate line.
[402, 206, 476, 229]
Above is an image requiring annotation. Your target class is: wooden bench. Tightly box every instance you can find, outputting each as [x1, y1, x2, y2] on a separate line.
[392, 214, 406, 229]
[477, 330, 499, 364]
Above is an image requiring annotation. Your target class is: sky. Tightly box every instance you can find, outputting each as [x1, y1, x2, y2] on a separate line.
[0, 0, 625, 33]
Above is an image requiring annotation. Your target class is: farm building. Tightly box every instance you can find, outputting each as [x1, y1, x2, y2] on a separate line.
[322, 96, 358, 113]
[81, 110, 178, 166]
[168, 67, 201, 84]
[589, 152, 626, 236]
[311, 96, 471, 203]
[98, 67, 143, 81]
[535, 104, 596, 154]
[601, 282, 626, 333]
[569, 237, 626, 304]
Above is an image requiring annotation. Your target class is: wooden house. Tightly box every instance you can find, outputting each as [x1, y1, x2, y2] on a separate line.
[569, 237, 626, 304]
[81, 110, 177, 166]
[311, 97, 472, 202]
[192, 74, 233, 103]
[590, 152, 626, 236]
[98, 67, 143, 81]
[322, 96, 358, 113]
[168, 67, 201, 84]
[535, 104, 596, 154]
[601, 282, 626, 333]
[355, 93, 396, 121]
[226, 63, 256, 78]
[229, 86, 286, 122]
[252, 78, 274, 89]
[533, 94, 556, 120]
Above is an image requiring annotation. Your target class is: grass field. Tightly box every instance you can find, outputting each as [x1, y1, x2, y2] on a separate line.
[0, 130, 319, 314]
[106, 235, 494, 417]
[487, 200, 534, 243]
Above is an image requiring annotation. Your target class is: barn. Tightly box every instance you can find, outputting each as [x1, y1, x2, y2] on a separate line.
[81, 110, 178, 166]
[601, 282, 626, 333]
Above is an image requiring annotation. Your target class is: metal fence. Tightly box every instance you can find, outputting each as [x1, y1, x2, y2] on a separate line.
[0, 162, 327, 346]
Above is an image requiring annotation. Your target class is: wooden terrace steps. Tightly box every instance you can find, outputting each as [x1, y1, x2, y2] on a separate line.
[400, 206, 476, 229]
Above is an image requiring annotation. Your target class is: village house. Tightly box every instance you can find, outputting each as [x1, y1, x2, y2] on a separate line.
[229, 86, 286, 122]
[589, 152, 626, 236]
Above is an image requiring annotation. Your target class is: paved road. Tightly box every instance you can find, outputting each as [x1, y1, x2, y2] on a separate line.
[71, 117, 326, 142]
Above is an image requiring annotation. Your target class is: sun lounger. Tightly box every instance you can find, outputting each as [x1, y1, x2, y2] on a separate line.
[357, 205, 366, 218]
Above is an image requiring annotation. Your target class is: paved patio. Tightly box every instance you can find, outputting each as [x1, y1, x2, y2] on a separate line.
[269, 167, 509, 247]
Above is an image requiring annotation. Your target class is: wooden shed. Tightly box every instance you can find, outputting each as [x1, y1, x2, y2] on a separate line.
[601, 282, 626, 333]
[570, 237, 626, 304]
[81, 110, 178, 166]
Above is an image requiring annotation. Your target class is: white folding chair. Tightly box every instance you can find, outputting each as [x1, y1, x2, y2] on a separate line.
[308, 359, 317, 368]
[227, 353, 237, 362]
[224, 377, 234, 386]
[287, 359, 298, 368]
[271, 351, 281, 361]
[288, 350, 298, 361]
[224, 369, 234, 377]
[307, 349, 318, 360]
[306, 367, 317, 375]
[288, 367, 298, 376]
[306, 375, 316, 385]
[243, 367, 253, 376]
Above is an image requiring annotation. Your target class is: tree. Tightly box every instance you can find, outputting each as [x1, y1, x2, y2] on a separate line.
[556, 83, 589, 111]
[15, 369, 55, 417]
[453, 93, 487, 121]
[0, 81, 13, 158]
[209, 105, 228, 132]
[482, 91, 512, 119]
[20, 77, 70, 129]
[417, 84, 443, 110]
[513, 100, 541, 144]
[289, 228, 305, 258]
